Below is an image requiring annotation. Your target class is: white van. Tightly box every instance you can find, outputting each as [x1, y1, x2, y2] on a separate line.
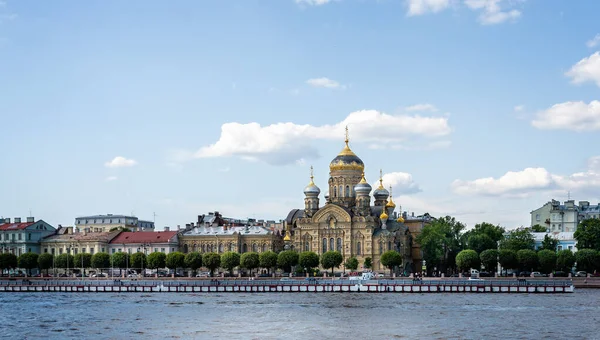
[470, 269, 480, 278]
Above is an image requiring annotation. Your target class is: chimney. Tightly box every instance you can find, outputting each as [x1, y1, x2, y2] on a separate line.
[5, 218, 10, 224]
[27, 217, 34, 223]
[164, 227, 170, 232]
[14, 217, 21, 223]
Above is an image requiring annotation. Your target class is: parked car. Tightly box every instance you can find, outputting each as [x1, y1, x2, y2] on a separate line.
[575, 271, 587, 277]
[532, 272, 547, 277]
[519, 271, 531, 277]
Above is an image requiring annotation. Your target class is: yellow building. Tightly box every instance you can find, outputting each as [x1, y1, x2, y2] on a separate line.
[179, 225, 282, 254]
[40, 228, 121, 256]
[285, 128, 414, 273]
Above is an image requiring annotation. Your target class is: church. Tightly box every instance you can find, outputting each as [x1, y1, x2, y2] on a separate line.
[285, 128, 414, 274]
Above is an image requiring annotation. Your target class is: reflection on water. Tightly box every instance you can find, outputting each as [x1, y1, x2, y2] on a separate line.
[0, 290, 598, 339]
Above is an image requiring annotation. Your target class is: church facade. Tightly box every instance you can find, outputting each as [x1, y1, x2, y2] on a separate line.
[285, 129, 414, 273]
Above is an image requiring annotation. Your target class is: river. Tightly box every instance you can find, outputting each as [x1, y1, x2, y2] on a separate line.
[1, 290, 598, 339]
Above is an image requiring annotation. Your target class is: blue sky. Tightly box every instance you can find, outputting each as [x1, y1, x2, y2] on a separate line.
[1, 0, 600, 230]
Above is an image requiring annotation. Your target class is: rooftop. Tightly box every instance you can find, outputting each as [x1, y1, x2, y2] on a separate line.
[43, 231, 121, 243]
[0, 222, 35, 231]
[182, 225, 272, 236]
[110, 231, 178, 244]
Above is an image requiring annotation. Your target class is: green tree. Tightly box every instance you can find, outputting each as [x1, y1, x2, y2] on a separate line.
[55, 253, 74, 272]
[467, 234, 496, 254]
[540, 235, 558, 252]
[345, 257, 359, 271]
[38, 253, 54, 275]
[259, 251, 278, 274]
[184, 252, 202, 276]
[363, 257, 372, 269]
[574, 219, 600, 251]
[298, 251, 320, 274]
[202, 252, 221, 277]
[455, 250, 480, 272]
[166, 252, 186, 273]
[147, 252, 167, 271]
[240, 252, 260, 276]
[531, 224, 547, 232]
[73, 253, 92, 276]
[277, 250, 299, 273]
[220, 252, 241, 275]
[320, 251, 343, 275]
[479, 249, 498, 273]
[91, 252, 111, 270]
[0, 253, 18, 275]
[500, 228, 535, 252]
[380, 250, 403, 276]
[576, 249, 599, 273]
[18, 253, 39, 276]
[415, 216, 466, 274]
[464, 222, 506, 252]
[111, 252, 129, 275]
[130, 252, 146, 271]
[498, 249, 518, 275]
[556, 249, 576, 272]
[537, 249, 557, 274]
[517, 249, 538, 271]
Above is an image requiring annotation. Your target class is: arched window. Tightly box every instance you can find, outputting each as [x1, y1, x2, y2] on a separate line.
[183, 244, 189, 253]
[242, 243, 248, 253]
[333, 186, 337, 198]
[252, 243, 257, 252]
[218, 244, 223, 253]
[338, 186, 342, 198]
[262, 244, 267, 252]
[322, 238, 327, 252]
[330, 238, 334, 252]
[304, 241, 309, 251]
[201, 244, 206, 253]
[379, 241, 383, 254]
[345, 185, 350, 197]
[388, 241, 392, 251]
[336, 238, 342, 252]
[357, 242, 361, 255]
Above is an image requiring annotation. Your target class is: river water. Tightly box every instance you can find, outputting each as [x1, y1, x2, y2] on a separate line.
[1, 290, 598, 339]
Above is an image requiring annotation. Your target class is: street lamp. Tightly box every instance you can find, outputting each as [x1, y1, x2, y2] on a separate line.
[141, 242, 150, 277]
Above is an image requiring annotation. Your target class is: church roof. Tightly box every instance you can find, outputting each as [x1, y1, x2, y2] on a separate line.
[285, 209, 305, 224]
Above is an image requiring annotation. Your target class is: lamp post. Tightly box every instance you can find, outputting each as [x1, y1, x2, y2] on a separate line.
[141, 242, 150, 277]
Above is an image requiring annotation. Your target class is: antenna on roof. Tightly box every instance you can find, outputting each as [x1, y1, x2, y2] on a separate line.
[29, 209, 32, 217]
[153, 212, 158, 223]
[567, 191, 571, 200]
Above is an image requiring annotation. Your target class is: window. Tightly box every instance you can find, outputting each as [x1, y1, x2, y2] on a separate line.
[28, 233, 31, 241]
[536, 214, 540, 221]
[333, 186, 337, 198]
[117, 248, 122, 252]
[128, 249, 131, 254]
[51, 248, 55, 255]
[219, 244, 223, 253]
[112, 249, 116, 254]
[242, 244, 247, 253]
[379, 241, 383, 254]
[338, 186, 342, 198]
[330, 238, 334, 252]
[336, 238, 342, 252]
[58, 248, 62, 254]
[74, 248, 78, 255]
[568, 246, 573, 250]
[161, 248, 165, 253]
[18, 233, 21, 240]
[262, 244, 267, 252]
[346, 185, 350, 197]
[101, 248, 105, 253]
[557, 245, 563, 251]
[252, 243, 257, 252]
[322, 238, 327, 252]
[388, 241, 392, 251]
[357, 242, 361, 255]
[90, 248, 94, 255]
[171, 248, 174, 252]
[154, 248, 158, 253]
[82, 248, 86, 253]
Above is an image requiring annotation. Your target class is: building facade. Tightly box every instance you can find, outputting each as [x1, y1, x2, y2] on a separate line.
[0, 217, 55, 255]
[179, 224, 281, 254]
[40, 228, 121, 256]
[530, 200, 600, 232]
[108, 231, 179, 255]
[285, 130, 416, 273]
[75, 214, 155, 233]
[533, 232, 578, 252]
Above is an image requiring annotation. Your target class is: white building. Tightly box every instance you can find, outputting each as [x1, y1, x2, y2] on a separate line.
[532, 232, 578, 252]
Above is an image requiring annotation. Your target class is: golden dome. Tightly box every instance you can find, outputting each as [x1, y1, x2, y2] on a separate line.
[386, 186, 396, 209]
[380, 209, 389, 220]
[396, 216, 405, 223]
[329, 126, 364, 172]
[283, 230, 291, 241]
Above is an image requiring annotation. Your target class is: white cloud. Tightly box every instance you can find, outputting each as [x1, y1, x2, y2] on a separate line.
[405, 103, 438, 112]
[565, 52, 600, 87]
[587, 34, 600, 48]
[306, 77, 345, 89]
[452, 156, 600, 197]
[406, 0, 450, 16]
[464, 0, 522, 25]
[191, 109, 451, 165]
[295, 0, 334, 6]
[105, 176, 118, 182]
[531, 100, 600, 131]
[514, 105, 524, 112]
[374, 172, 422, 195]
[104, 156, 137, 168]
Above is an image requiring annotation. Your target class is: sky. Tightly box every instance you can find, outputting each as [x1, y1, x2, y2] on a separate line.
[1, 0, 600, 231]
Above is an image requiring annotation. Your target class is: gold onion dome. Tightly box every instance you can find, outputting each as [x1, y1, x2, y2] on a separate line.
[303, 166, 321, 196]
[396, 216, 405, 223]
[380, 208, 389, 221]
[329, 127, 365, 172]
[283, 230, 291, 241]
[386, 186, 396, 209]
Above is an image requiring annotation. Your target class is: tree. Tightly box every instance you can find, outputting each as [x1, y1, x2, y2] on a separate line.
[380, 250, 403, 276]
[298, 251, 320, 274]
[18, 253, 39, 276]
[320, 251, 343, 275]
[240, 252, 260, 276]
[464, 222, 506, 252]
[277, 250, 299, 273]
[202, 252, 221, 277]
[0, 253, 18, 275]
[111, 252, 129, 275]
[147, 252, 167, 271]
[500, 228, 535, 252]
[574, 219, 600, 251]
[38, 253, 54, 275]
[556, 249, 576, 272]
[259, 251, 278, 274]
[540, 235, 558, 252]
[55, 254, 74, 272]
[184, 252, 202, 276]
[91, 252, 111, 270]
[220, 252, 241, 275]
[130, 252, 146, 271]
[73, 253, 92, 275]
[480, 249, 498, 273]
[576, 249, 599, 272]
[531, 224, 547, 232]
[455, 250, 480, 272]
[345, 257, 359, 271]
[498, 249, 518, 275]
[415, 216, 466, 274]
[537, 249, 557, 274]
[166, 252, 186, 274]
[516, 249, 538, 271]
[364, 257, 372, 269]
[467, 234, 496, 254]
